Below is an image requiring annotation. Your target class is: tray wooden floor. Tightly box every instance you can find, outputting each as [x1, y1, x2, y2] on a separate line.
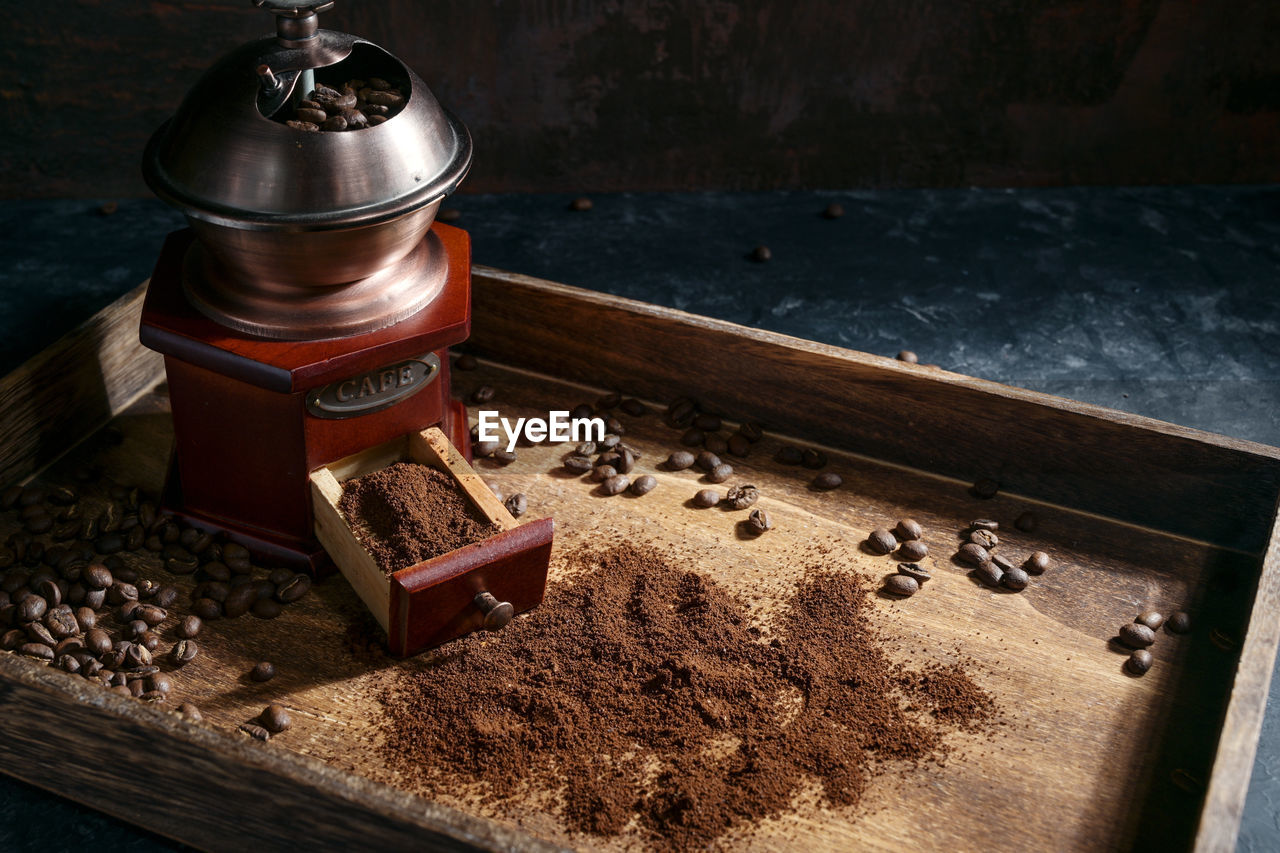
[0, 268, 1277, 852]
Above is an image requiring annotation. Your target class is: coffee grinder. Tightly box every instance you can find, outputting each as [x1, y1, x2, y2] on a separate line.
[139, 0, 475, 572]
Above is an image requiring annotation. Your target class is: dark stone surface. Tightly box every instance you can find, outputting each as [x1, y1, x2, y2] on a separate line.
[5, 2, 1280, 198]
[0, 188, 1277, 849]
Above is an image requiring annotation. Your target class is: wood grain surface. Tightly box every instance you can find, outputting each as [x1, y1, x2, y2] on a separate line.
[0, 276, 1277, 851]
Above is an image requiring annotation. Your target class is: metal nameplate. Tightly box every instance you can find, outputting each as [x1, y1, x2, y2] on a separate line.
[306, 352, 440, 419]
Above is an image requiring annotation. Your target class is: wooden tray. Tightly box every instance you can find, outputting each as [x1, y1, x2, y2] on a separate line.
[310, 426, 553, 655]
[0, 267, 1278, 852]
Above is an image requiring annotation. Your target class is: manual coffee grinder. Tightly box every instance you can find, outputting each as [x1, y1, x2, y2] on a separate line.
[140, 0, 474, 572]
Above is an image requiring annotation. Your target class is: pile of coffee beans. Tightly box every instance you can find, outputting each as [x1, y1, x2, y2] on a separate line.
[952, 519, 1047, 593]
[282, 78, 407, 132]
[868, 518, 933, 598]
[1, 461, 312, 722]
[1114, 609, 1191, 676]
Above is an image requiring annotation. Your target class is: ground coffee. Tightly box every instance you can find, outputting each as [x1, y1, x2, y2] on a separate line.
[339, 463, 496, 574]
[375, 542, 998, 848]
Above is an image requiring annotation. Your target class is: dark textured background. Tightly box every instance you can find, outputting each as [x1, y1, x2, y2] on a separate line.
[3, 0, 1280, 198]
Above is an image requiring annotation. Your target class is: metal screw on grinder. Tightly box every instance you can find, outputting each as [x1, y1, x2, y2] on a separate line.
[474, 592, 514, 631]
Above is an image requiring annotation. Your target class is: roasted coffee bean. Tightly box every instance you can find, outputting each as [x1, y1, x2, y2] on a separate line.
[680, 428, 705, 448]
[1125, 649, 1153, 675]
[124, 643, 152, 669]
[726, 434, 751, 457]
[1119, 623, 1156, 649]
[665, 451, 696, 471]
[173, 614, 202, 640]
[124, 620, 149, 640]
[145, 535, 163, 552]
[990, 554, 1017, 574]
[574, 441, 598, 457]
[775, 445, 803, 465]
[99, 530, 126, 555]
[687, 414, 719, 434]
[470, 385, 495, 404]
[452, 352, 479, 372]
[256, 703, 292, 734]
[1166, 611, 1192, 634]
[811, 472, 843, 490]
[471, 440, 500, 458]
[563, 455, 594, 475]
[275, 575, 311, 604]
[604, 417, 625, 436]
[895, 349, 918, 363]
[117, 600, 142, 623]
[703, 434, 729, 455]
[802, 449, 827, 469]
[744, 508, 773, 535]
[178, 702, 202, 721]
[569, 404, 594, 422]
[202, 562, 232, 585]
[0, 485, 21, 509]
[1000, 567, 1029, 591]
[884, 575, 919, 597]
[620, 399, 649, 417]
[957, 543, 991, 567]
[614, 448, 636, 474]
[320, 115, 348, 131]
[25, 513, 53, 534]
[739, 421, 764, 443]
[692, 489, 720, 508]
[74, 606, 96, 632]
[971, 519, 999, 532]
[139, 631, 161, 652]
[57, 653, 81, 674]
[1, 629, 25, 650]
[225, 582, 260, 618]
[192, 598, 223, 621]
[1014, 511, 1038, 532]
[1136, 611, 1165, 631]
[250, 660, 276, 682]
[239, 722, 271, 741]
[167, 638, 200, 667]
[107, 582, 138, 606]
[969, 529, 999, 550]
[896, 540, 928, 561]
[499, 493, 527, 518]
[16, 595, 46, 623]
[598, 434, 622, 450]
[971, 478, 1000, 499]
[601, 475, 630, 496]
[26, 622, 56, 647]
[897, 563, 931, 584]
[135, 604, 167, 627]
[725, 484, 759, 510]
[975, 562, 1004, 587]
[44, 606, 79, 639]
[85, 628, 112, 657]
[18, 642, 54, 661]
[136, 578, 159, 599]
[629, 475, 657, 496]
[1023, 551, 1050, 575]
[295, 107, 328, 124]
[491, 449, 517, 466]
[894, 519, 923, 541]
[866, 529, 897, 555]
[750, 245, 772, 262]
[148, 673, 172, 695]
[706, 463, 734, 484]
[591, 464, 618, 483]
[695, 451, 721, 472]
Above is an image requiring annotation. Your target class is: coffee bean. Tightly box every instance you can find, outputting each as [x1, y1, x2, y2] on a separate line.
[884, 575, 919, 597]
[491, 449, 517, 466]
[706, 463, 734, 484]
[139, 631, 161, 652]
[866, 529, 897, 555]
[472, 440, 499, 458]
[192, 598, 223, 621]
[894, 519, 923, 541]
[25, 622, 56, 647]
[591, 464, 618, 483]
[615, 448, 636, 474]
[0, 629, 22, 650]
[250, 660, 276, 682]
[970, 519, 999, 532]
[1023, 551, 1050, 574]
[620, 399, 649, 417]
[57, 654, 81, 674]
[744, 508, 773, 534]
[727, 434, 751, 457]
[665, 398, 697, 429]
[725, 484, 759, 510]
[18, 642, 54, 661]
[85, 628, 112, 656]
[692, 489, 719, 508]
[594, 392, 621, 411]
[16, 595, 46, 623]
[564, 455, 594, 475]
[897, 563, 931, 584]
[775, 445, 803, 465]
[470, 385, 495, 404]
[260, 704, 292, 734]
[44, 606, 79, 639]
[665, 451, 696, 471]
[605, 417, 625, 435]
[568, 196, 593, 212]
[957, 543, 990, 567]
[1126, 649, 1153, 675]
[969, 529, 998, 550]
[503, 494, 528, 518]
[1166, 611, 1191, 634]
[750, 245, 771, 262]
[896, 350, 918, 363]
[453, 353, 479, 372]
[811, 472, 842, 490]
[135, 604, 167, 627]
[971, 478, 1000, 499]
[896, 540, 928, 561]
[275, 575, 311, 604]
[630, 475, 657, 496]
[802, 449, 827, 469]
[1014, 511, 1038, 532]
[975, 562, 1003, 587]
[178, 702, 202, 722]
[74, 606, 96, 632]
[1118, 623, 1156, 649]
[166, 554, 199, 575]
[171, 615, 201, 640]
[990, 554, 1016, 574]
[598, 434, 622, 450]
[239, 723, 271, 741]
[695, 451, 721, 472]
[601, 475, 630, 496]
[25, 513, 53, 534]
[148, 673, 173, 694]
[1000, 567, 1029, 591]
[1136, 611, 1164, 631]
[124, 643, 152, 669]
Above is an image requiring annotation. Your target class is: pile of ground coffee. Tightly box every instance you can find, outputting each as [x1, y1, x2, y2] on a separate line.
[375, 542, 998, 847]
[339, 463, 496, 573]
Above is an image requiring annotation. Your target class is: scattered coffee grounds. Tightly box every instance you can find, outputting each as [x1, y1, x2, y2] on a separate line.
[339, 463, 496, 574]
[375, 542, 998, 848]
